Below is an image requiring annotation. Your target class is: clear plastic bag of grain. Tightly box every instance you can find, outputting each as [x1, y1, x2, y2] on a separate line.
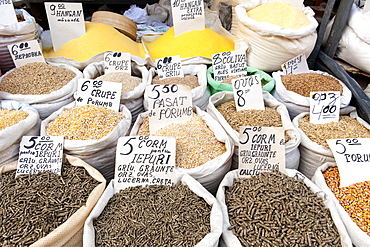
[0, 62, 83, 120]
[292, 107, 370, 179]
[216, 169, 352, 247]
[144, 64, 211, 111]
[40, 102, 132, 181]
[0, 154, 106, 247]
[83, 59, 150, 122]
[83, 172, 223, 247]
[207, 90, 301, 170]
[272, 70, 352, 119]
[312, 163, 370, 247]
[129, 106, 233, 194]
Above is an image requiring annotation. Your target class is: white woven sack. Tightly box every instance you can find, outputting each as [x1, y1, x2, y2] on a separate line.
[231, 1, 318, 72]
[82, 59, 151, 121]
[130, 106, 234, 194]
[312, 163, 370, 247]
[0, 63, 83, 120]
[292, 107, 370, 179]
[0, 100, 40, 167]
[217, 169, 352, 247]
[144, 64, 211, 111]
[0, 154, 106, 247]
[40, 101, 132, 181]
[272, 70, 352, 120]
[84, 172, 223, 247]
[207, 91, 301, 170]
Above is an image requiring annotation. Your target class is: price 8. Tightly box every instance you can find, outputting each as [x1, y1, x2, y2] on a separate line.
[310, 91, 340, 124]
[232, 75, 264, 111]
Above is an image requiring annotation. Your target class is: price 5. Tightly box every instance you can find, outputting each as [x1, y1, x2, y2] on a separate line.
[120, 137, 136, 155]
[148, 84, 178, 100]
[23, 137, 38, 149]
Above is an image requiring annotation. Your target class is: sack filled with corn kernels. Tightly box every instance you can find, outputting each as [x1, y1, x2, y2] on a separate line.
[83, 171, 223, 246]
[0, 62, 83, 120]
[207, 90, 301, 170]
[292, 107, 370, 179]
[40, 102, 132, 181]
[231, 1, 318, 72]
[0, 100, 40, 167]
[129, 106, 234, 194]
[83, 59, 151, 122]
[312, 163, 370, 247]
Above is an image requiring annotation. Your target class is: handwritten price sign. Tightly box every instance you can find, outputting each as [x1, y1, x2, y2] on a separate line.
[310, 91, 340, 124]
[232, 74, 264, 111]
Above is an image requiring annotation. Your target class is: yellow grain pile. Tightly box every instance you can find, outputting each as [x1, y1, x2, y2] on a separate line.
[247, 2, 311, 29]
[43, 22, 145, 62]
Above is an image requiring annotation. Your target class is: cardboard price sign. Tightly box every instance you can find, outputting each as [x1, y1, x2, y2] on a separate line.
[16, 136, 64, 177]
[327, 138, 370, 188]
[238, 126, 285, 178]
[114, 136, 176, 192]
[156, 55, 184, 80]
[0, 0, 17, 25]
[104, 51, 131, 74]
[281, 53, 309, 75]
[310, 91, 340, 124]
[232, 74, 264, 111]
[8, 40, 45, 68]
[212, 49, 247, 82]
[171, 0, 205, 37]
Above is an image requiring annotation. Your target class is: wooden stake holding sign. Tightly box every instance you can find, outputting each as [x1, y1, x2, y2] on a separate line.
[0, 0, 17, 25]
[7, 40, 45, 68]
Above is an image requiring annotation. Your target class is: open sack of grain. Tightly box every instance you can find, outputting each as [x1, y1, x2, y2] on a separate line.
[144, 64, 211, 111]
[0, 154, 106, 247]
[292, 107, 370, 179]
[130, 106, 233, 194]
[40, 102, 132, 181]
[83, 172, 223, 246]
[207, 91, 301, 170]
[0, 62, 83, 120]
[231, 1, 318, 72]
[272, 70, 352, 120]
[83, 59, 150, 122]
[0, 100, 40, 167]
[312, 163, 370, 247]
[216, 169, 352, 246]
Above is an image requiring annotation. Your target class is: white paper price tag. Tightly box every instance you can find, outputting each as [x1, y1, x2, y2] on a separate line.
[156, 55, 184, 80]
[171, 0, 205, 37]
[104, 51, 131, 74]
[76, 79, 122, 111]
[7, 40, 45, 68]
[0, 0, 17, 25]
[45, 2, 85, 51]
[327, 138, 370, 187]
[238, 126, 285, 178]
[114, 136, 176, 192]
[310, 91, 340, 124]
[212, 49, 247, 82]
[281, 53, 309, 75]
[16, 136, 64, 177]
[232, 74, 264, 111]
[146, 84, 193, 134]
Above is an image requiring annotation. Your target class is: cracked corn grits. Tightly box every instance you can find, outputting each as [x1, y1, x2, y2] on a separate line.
[46, 105, 125, 140]
[0, 109, 29, 131]
[137, 114, 226, 169]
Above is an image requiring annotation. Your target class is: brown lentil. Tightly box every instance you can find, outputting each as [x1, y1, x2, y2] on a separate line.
[0, 62, 75, 95]
[298, 115, 370, 148]
[281, 73, 343, 97]
[137, 114, 226, 169]
[96, 72, 142, 96]
[0, 162, 100, 246]
[46, 105, 125, 140]
[152, 74, 200, 89]
[226, 170, 341, 246]
[94, 184, 211, 246]
[0, 108, 28, 131]
[323, 166, 370, 236]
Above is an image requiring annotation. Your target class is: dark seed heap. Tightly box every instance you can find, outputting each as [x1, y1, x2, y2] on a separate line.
[94, 184, 211, 246]
[0, 163, 100, 246]
[225, 170, 341, 246]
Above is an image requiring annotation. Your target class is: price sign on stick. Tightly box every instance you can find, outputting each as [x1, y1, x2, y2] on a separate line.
[327, 138, 370, 187]
[76, 79, 122, 111]
[114, 136, 176, 192]
[8, 40, 45, 68]
[212, 49, 247, 82]
[238, 126, 285, 178]
[146, 84, 193, 134]
[232, 74, 264, 111]
[104, 52, 131, 74]
[156, 55, 184, 80]
[281, 53, 309, 75]
[0, 0, 17, 25]
[171, 0, 205, 37]
[16, 136, 64, 177]
[310, 91, 340, 124]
